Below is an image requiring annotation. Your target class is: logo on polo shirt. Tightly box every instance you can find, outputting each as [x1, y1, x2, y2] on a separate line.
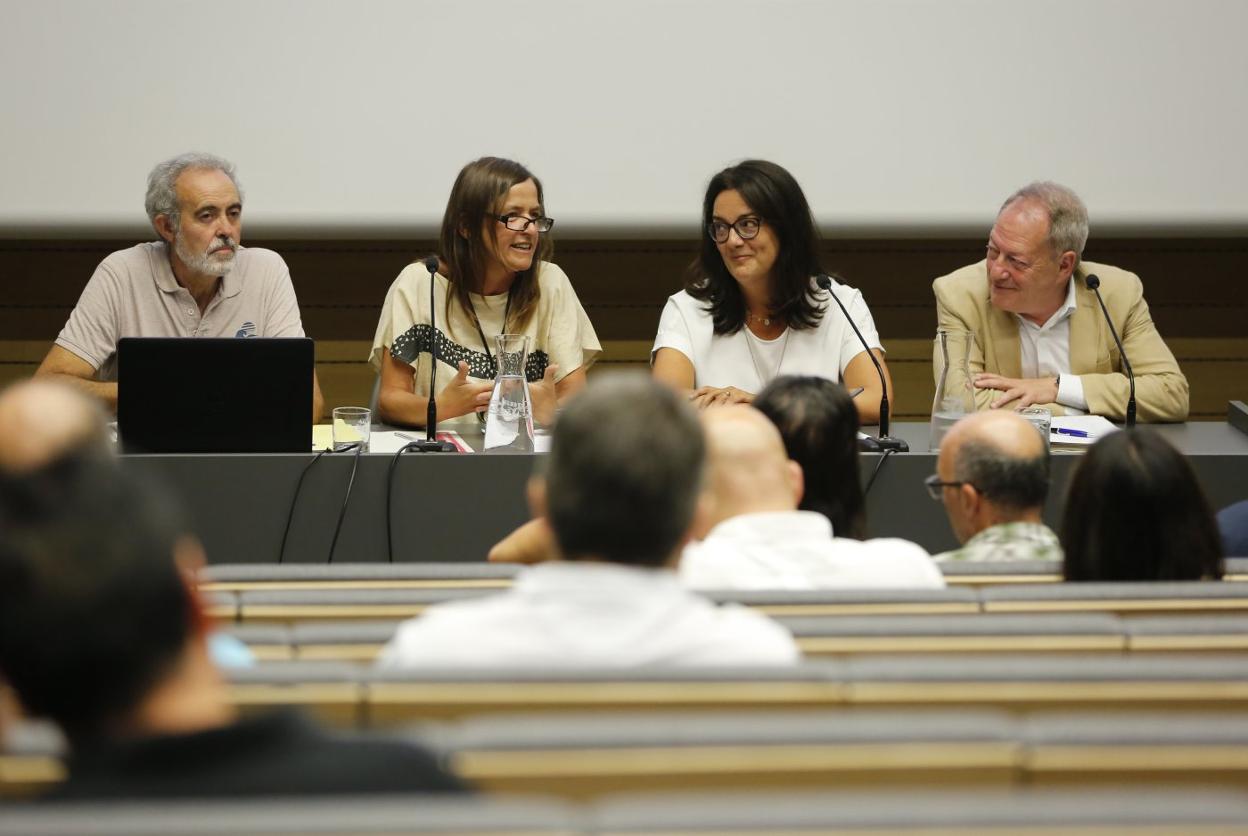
[235, 322, 257, 338]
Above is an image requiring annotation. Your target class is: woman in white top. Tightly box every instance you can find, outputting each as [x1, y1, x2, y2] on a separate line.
[371, 157, 600, 427]
[651, 160, 893, 424]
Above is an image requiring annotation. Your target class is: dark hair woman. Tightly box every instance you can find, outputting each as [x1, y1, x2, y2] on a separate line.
[1062, 428, 1223, 581]
[652, 159, 893, 424]
[754, 375, 867, 539]
[371, 157, 601, 428]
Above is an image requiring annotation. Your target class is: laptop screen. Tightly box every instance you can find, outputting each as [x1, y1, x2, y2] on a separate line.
[117, 337, 314, 453]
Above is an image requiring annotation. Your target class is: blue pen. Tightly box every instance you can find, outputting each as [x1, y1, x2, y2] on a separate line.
[1053, 427, 1090, 438]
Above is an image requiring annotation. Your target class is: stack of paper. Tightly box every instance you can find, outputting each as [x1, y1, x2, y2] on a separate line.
[1050, 415, 1119, 446]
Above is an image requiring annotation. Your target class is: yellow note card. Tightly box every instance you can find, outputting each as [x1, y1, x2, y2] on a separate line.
[312, 424, 334, 451]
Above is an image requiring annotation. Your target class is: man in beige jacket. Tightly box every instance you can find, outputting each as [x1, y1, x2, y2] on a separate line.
[932, 182, 1188, 422]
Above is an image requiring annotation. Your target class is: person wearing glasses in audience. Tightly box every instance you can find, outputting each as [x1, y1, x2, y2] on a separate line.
[371, 157, 600, 428]
[651, 160, 893, 424]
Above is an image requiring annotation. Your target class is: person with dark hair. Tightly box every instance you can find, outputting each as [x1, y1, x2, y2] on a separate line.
[753, 375, 867, 539]
[371, 156, 600, 428]
[0, 456, 466, 800]
[35, 152, 324, 422]
[652, 159, 893, 424]
[928, 410, 1061, 562]
[1062, 429, 1223, 581]
[680, 405, 942, 590]
[379, 373, 799, 667]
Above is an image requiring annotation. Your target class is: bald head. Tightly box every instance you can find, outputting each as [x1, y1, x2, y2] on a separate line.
[0, 380, 110, 475]
[936, 411, 1050, 543]
[701, 406, 802, 525]
[942, 410, 1046, 467]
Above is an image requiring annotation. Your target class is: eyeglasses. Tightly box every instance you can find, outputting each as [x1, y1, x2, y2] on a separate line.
[707, 216, 763, 244]
[923, 474, 972, 501]
[491, 213, 554, 233]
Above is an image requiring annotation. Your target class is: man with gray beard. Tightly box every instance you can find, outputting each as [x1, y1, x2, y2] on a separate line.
[36, 153, 323, 420]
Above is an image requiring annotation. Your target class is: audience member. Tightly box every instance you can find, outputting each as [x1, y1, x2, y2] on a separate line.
[0, 456, 466, 799]
[1062, 429, 1222, 581]
[0, 379, 253, 669]
[34, 152, 323, 421]
[753, 376, 867, 539]
[680, 405, 943, 589]
[0, 379, 109, 474]
[1218, 499, 1248, 558]
[928, 410, 1060, 562]
[380, 374, 800, 667]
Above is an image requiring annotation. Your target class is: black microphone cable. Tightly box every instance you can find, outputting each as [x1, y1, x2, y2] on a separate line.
[325, 441, 365, 564]
[385, 440, 431, 563]
[277, 447, 333, 563]
[863, 448, 897, 497]
[277, 442, 364, 564]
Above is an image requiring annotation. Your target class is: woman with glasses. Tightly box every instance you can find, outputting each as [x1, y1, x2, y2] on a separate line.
[652, 160, 893, 422]
[371, 157, 600, 428]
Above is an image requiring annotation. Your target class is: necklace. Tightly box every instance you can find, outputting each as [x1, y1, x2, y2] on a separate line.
[746, 311, 772, 327]
[744, 325, 791, 387]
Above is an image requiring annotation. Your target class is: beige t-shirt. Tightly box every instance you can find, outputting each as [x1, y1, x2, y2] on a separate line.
[55, 241, 307, 381]
[370, 261, 601, 424]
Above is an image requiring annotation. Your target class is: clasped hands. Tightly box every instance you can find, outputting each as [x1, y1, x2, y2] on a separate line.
[689, 385, 754, 410]
[973, 373, 1058, 410]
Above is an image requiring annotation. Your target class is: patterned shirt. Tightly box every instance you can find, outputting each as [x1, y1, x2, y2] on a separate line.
[933, 522, 1063, 563]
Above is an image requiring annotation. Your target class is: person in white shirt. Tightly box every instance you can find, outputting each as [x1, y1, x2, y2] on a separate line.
[680, 404, 944, 590]
[377, 373, 800, 668]
[651, 159, 894, 425]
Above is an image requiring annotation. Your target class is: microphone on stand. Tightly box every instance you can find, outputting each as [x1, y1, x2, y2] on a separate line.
[1084, 274, 1136, 428]
[816, 274, 909, 452]
[406, 256, 456, 452]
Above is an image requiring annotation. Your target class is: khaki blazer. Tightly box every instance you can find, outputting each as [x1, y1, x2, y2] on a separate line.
[932, 260, 1189, 422]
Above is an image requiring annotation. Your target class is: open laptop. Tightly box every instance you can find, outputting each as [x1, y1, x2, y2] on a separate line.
[117, 337, 314, 453]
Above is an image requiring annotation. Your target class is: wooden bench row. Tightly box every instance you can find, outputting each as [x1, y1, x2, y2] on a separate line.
[4, 786, 1248, 834]
[198, 560, 1248, 595]
[10, 705, 1248, 804]
[200, 579, 1248, 625]
[220, 611, 1248, 665]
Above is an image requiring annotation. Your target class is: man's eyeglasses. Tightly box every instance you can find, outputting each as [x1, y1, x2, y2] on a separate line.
[707, 216, 763, 244]
[492, 213, 554, 233]
[924, 474, 973, 501]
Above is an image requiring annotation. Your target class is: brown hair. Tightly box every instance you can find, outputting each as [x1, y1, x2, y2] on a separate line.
[434, 157, 551, 337]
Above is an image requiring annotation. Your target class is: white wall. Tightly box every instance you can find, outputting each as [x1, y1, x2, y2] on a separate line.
[4, 0, 1247, 236]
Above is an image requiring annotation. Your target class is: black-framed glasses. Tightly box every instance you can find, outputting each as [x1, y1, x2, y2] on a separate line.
[491, 213, 554, 233]
[707, 216, 763, 244]
[924, 474, 972, 501]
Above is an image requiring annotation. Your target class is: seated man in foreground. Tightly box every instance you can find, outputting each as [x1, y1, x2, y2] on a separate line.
[928, 410, 1061, 563]
[932, 181, 1187, 422]
[35, 152, 323, 421]
[680, 405, 944, 589]
[378, 373, 800, 667]
[0, 457, 465, 799]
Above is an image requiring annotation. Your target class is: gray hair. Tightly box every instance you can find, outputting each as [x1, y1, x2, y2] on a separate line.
[144, 153, 242, 234]
[1000, 181, 1089, 263]
[542, 372, 705, 567]
[953, 436, 1050, 514]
